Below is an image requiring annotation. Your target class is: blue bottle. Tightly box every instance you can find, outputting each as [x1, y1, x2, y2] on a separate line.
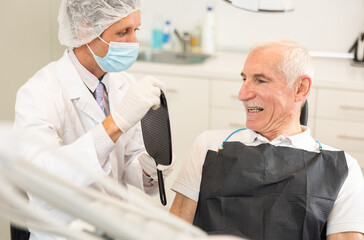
[151, 28, 164, 50]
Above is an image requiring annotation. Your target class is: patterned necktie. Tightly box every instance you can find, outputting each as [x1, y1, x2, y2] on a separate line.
[94, 81, 106, 113]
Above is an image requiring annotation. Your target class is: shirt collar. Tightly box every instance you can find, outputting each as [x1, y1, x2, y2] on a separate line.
[68, 49, 107, 93]
[253, 126, 319, 152]
[285, 126, 319, 152]
[239, 129, 259, 143]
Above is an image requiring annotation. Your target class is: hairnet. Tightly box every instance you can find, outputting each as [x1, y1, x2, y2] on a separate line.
[58, 0, 140, 48]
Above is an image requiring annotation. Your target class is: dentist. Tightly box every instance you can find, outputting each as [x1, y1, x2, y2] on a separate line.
[14, 0, 173, 239]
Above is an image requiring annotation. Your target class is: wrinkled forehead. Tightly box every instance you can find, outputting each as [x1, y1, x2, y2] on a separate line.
[243, 47, 284, 77]
[248, 46, 284, 64]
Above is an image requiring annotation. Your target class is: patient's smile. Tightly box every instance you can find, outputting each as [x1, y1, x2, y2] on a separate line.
[247, 107, 264, 113]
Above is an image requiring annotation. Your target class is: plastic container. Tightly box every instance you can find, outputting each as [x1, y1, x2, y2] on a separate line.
[162, 20, 173, 51]
[201, 6, 216, 54]
[151, 16, 164, 50]
[190, 23, 202, 53]
[151, 29, 163, 50]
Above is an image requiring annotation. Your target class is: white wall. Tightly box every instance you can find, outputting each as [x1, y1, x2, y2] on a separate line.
[1, 0, 364, 121]
[0, 220, 10, 240]
[0, 1, 63, 238]
[140, 0, 364, 52]
[0, 0, 64, 121]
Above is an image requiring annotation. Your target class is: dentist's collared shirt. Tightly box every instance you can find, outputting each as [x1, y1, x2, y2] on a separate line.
[68, 49, 114, 167]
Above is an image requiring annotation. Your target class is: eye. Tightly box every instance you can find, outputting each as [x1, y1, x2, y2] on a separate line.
[256, 79, 266, 83]
[118, 27, 140, 37]
[118, 31, 128, 36]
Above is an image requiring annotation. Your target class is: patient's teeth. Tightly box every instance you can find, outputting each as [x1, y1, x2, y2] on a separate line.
[248, 107, 263, 112]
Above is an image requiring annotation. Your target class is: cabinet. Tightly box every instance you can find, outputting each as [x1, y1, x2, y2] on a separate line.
[314, 88, 364, 171]
[210, 80, 245, 129]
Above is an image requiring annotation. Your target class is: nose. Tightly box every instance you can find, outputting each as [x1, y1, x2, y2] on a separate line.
[238, 80, 255, 102]
[128, 31, 138, 43]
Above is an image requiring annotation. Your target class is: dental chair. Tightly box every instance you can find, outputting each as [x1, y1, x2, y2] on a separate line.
[10, 191, 29, 240]
[300, 100, 308, 126]
[11, 226, 29, 240]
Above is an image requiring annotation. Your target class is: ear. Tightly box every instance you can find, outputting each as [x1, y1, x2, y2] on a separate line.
[294, 75, 312, 102]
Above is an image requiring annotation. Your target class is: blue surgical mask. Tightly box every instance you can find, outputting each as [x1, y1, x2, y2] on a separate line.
[87, 36, 139, 72]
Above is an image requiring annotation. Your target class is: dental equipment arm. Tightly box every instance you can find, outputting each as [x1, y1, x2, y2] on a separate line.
[222, 0, 294, 13]
[0, 127, 211, 240]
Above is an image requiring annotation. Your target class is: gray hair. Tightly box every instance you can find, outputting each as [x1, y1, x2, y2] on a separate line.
[251, 39, 314, 87]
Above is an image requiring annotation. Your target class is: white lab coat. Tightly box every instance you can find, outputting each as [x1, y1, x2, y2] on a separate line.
[14, 50, 157, 239]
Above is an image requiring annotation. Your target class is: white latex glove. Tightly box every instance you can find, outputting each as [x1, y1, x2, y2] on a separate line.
[112, 76, 166, 133]
[138, 153, 175, 180]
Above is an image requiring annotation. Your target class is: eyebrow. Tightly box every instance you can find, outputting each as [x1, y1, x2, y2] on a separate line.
[241, 72, 272, 81]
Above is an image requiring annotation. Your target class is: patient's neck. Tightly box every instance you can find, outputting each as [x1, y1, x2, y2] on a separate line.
[259, 123, 303, 142]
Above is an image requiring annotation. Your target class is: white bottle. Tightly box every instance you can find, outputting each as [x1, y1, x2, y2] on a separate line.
[162, 20, 173, 51]
[201, 6, 216, 54]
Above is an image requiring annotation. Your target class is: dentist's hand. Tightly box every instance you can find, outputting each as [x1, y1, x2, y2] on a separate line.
[111, 76, 166, 133]
[138, 153, 175, 180]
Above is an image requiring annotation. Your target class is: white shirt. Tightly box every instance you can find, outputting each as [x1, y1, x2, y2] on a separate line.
[68, 49, 114, 167]
[172, 127, 364, 236]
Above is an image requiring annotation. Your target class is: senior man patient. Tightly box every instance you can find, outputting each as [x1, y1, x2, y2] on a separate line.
[170, 39, 364, 240]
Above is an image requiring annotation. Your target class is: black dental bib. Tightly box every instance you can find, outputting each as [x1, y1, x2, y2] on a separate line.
[193, 141, 348, 240]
